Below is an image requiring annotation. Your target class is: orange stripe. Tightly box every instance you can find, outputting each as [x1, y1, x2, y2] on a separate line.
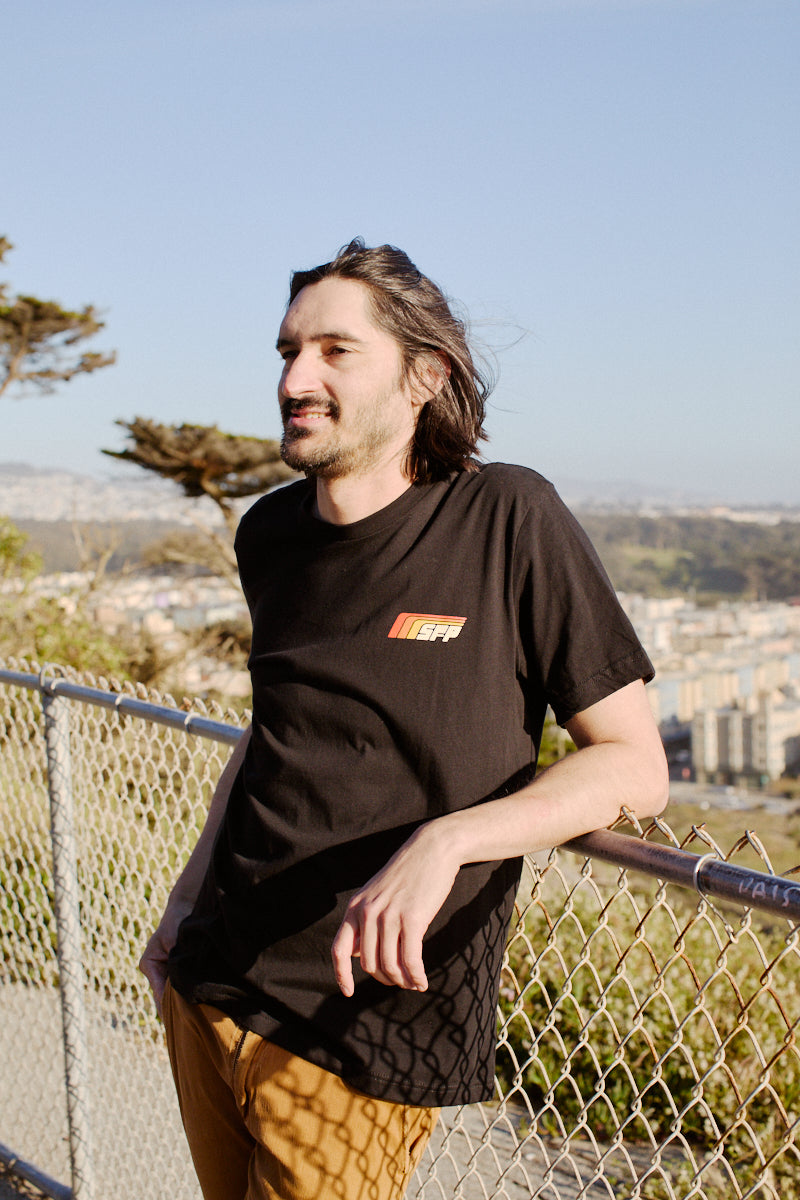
[387, 612, 467, 639]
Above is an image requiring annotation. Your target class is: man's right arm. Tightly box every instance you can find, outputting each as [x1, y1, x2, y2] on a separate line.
[138, 725, 251, 1015]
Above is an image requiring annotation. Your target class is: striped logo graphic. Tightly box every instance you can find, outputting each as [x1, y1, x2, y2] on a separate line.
[387, 613, 467, 642]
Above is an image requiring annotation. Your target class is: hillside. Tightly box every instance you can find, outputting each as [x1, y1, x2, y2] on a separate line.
[13, 518, 200, 575]
[574, 511, 800, 602]
[11, 511, 800, 602]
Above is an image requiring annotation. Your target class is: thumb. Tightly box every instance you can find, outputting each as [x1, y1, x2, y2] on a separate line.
[331, 915, 359, 998]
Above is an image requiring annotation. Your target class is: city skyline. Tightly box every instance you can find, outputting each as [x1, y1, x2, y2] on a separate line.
[4, 0, 799, 504]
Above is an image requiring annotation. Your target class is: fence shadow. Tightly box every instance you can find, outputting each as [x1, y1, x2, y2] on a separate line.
[1, 662, 799, 1200]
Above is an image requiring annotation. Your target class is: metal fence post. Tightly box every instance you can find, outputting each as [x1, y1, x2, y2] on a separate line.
[43, 690, 96, 1200]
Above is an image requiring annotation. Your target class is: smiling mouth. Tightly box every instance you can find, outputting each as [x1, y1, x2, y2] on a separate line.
[283, 401, 338, 426]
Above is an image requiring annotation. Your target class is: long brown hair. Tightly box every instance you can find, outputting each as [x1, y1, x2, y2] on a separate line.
[288, 239, 492, 483]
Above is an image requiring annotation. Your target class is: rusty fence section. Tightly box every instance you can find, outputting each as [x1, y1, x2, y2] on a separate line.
[1, 661, 798, 1200]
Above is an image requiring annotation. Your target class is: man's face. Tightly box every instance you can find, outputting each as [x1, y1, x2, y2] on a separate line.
[277, 277, 421, 479]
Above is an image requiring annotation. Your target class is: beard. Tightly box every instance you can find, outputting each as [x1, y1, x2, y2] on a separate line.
[279, 388, 408, 480]
[280, 398, 346, 478]
[281, 431, 354, 478]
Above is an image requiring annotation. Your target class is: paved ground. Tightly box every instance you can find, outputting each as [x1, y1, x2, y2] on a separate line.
[1, 983, 685, 1200]
[2, 1116, 674, 1200]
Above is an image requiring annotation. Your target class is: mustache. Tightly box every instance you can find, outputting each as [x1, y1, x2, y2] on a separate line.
[280, 396, 341, 421]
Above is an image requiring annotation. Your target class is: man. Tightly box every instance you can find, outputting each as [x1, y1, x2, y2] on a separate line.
[140, 239, 668, 1200]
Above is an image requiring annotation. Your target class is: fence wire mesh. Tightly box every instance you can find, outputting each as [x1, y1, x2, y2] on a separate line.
[1, 660, 799, 1200]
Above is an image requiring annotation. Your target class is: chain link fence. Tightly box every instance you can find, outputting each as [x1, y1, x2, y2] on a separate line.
[1, 660, 799, 1200]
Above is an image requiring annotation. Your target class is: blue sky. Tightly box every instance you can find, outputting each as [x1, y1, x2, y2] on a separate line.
[4, 0, 798, 503]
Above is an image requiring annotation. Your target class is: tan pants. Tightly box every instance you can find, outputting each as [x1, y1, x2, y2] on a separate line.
[163, 982, 439, 1200]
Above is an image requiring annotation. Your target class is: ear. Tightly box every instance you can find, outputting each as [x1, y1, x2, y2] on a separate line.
[413, 351, 451, 402]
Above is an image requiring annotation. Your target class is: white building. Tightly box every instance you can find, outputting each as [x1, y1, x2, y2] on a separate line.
[692, 690, 800, 784]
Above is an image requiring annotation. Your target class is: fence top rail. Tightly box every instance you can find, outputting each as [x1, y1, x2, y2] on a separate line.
[3, 666, 798, 920]
[0, 666, 242, 746]
[567, 830, 800, 921]
[0, 1140, 72, 1200]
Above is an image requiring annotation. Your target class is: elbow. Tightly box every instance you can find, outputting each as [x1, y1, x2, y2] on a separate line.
[640, 744, 670, 819]
[618, 734, 669, 822]
[650, 776, 670, 819]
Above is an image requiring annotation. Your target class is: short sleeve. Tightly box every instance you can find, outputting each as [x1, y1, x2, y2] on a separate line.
[514, 483, 654, 726]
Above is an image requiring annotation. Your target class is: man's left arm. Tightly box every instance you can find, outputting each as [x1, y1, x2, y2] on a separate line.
[331, 679, 669, 997]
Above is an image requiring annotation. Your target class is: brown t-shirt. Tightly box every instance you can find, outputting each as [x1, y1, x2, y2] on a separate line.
[169, 464, 654, 1105]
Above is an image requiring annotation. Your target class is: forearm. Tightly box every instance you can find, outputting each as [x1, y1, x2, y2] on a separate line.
[422, 680, 667, 868]
[409, 732, 668, 874]
[332, 680, 668, 996]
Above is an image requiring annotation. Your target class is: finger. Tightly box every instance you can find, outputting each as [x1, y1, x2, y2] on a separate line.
[399, 922, 428, 992]
[331, 917, 357, 997]
[376, 912, 405, 987]
[358, 906, 380, 980]
[138, 954, 155, 987]
[138, 957, 167, 1015]
[151, 974, 166, 1018]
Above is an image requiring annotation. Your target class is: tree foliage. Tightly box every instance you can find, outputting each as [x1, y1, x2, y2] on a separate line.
[0, 236, 116, 399]
[104, 418, 295, 523]
[0, 515, 42, 582]
[0, 518, 133, 677]
[103, 418, 297, 582]
[142, 527, 238, 581]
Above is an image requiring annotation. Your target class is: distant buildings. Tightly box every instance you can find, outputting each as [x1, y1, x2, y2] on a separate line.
[691, 694, 800, 786]
[0, 462, 227, 525]
[1, 567, 252, 699]
[4, 464, 800, 777]
[622, 595, 800, 785]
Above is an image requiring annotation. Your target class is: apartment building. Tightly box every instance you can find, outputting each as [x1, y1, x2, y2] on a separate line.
[691, 691, 800, 785]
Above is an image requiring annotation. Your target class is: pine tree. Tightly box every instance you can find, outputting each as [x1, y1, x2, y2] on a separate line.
[0, 237, 116, 399]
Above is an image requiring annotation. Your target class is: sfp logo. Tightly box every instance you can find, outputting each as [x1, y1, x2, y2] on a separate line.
[388, 612, 467, 642]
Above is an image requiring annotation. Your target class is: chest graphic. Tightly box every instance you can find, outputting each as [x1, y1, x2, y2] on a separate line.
[387, 612, 467, 642]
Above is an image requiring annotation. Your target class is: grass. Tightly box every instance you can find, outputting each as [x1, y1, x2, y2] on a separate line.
[496, 809, 800, 1197]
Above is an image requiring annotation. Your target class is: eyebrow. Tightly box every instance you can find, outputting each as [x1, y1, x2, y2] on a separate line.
[275, 331, 367, 350]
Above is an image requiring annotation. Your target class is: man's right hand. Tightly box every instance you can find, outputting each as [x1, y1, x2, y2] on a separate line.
[138, 896, 194, 1017]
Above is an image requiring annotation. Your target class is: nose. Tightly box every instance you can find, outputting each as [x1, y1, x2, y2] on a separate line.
[280, 349, 323, 400]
